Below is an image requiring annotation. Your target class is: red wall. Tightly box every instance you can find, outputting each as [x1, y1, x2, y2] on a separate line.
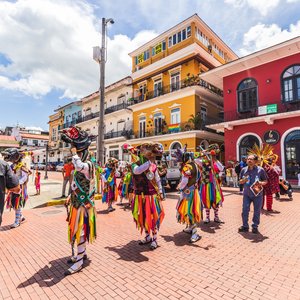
[223, 53, 300, 114]
[222, 53, 300, 170]
[225, 116, 300, 166]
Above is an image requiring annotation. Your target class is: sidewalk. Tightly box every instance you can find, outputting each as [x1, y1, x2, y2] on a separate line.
[1, 190, 300, 299]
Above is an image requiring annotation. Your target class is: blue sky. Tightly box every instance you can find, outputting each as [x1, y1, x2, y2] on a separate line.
[0, 0, 299, 131]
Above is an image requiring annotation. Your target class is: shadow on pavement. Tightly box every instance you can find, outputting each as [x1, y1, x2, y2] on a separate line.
[238, 232, 269, 243]
[276, 198, 293, 202]
[105, 240, 151, 263]
[18, 256, 91, 288]
[97, 209, 110, 215]
[261, 209, 281, 216]
[161, 232, 215, 250]
[198, 222, 223, 234]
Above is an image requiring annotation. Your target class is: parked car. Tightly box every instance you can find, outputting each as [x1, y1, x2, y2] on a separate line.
[46, 163, 56, 171]
[36, 163, 46, 170]
[56, 163, 64, 172]
[165, 160, 181, 190]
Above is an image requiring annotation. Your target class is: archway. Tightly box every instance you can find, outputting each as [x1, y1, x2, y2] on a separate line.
[238, 134, 260, 161]
[284, 129, 300, 181]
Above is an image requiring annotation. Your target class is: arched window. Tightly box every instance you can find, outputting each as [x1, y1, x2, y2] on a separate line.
[239, 135, 260, 160]
[237, 78, 258, 112]
[284, 130, 300, 180]
[281, 65, 300, 103]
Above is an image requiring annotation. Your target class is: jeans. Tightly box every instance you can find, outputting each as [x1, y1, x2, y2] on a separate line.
[242, 194, 263, 229]
[0, 198, 4, 226]
[62, 176, 72, 196]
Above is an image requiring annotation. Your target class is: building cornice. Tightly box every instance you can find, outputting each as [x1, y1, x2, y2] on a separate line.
[207, 110, 300, 133]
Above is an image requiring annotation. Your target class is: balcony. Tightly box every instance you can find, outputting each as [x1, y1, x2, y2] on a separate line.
[128, 78, 223, 106]
[132, 117, 223, 139]
[59, 112, 100, 130]
[104, 129, 133, 140]
[104, 102, 130, 115]
[224, 101, 300, 122]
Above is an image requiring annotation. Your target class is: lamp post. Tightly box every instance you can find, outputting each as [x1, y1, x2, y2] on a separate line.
[44, 143, 49, 179]
[93, 17, 114, 165]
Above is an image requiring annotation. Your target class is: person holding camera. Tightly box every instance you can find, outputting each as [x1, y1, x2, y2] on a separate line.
[275, 177, 293, 200]
[238, 154, 267, 234]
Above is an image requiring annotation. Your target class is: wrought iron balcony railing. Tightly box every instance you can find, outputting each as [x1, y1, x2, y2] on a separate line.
[128, 78, 223, 106]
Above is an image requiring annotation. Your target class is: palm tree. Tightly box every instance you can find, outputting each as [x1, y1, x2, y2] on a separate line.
[188, 113, 202, 130]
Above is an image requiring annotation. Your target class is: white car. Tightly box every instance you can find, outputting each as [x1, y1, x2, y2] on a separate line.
[56, 163, 64, 172]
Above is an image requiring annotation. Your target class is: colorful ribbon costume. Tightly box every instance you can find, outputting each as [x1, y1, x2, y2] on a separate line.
[2, 148, 31, 228]
[61, 126, 96, 276]
[123, 142, 165, 250]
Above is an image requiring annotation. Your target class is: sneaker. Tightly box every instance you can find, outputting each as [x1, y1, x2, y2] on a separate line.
[64, 264, 83, 276]
[138, 235, 152, 245]
[183, 227, 192, 234]
[189, 233, 201, 243]
[252, 228, 259, 234]
[150, 240, 158, 250]
[204, 218, 210, 224]
[21, 217, 26, 223]
[10, 222, 20, 229]
[107, 207, 115, 212]
[238, 226, 249, 233]
[67, 254, 87, 264]
[214, 218, 223, 224]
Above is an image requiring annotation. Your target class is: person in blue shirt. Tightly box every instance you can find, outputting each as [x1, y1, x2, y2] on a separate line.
[238, 154, 268, 234]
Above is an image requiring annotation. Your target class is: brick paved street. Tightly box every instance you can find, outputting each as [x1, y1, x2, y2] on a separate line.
[1, 189, 300, 300]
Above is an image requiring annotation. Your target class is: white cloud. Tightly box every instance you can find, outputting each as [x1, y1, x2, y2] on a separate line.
[0, 0, 157, 100]
[225, 0, 280, 16]
[287, 0, 300, 2]
[239, 20, 300, 55]
[25, 126, 45, 131]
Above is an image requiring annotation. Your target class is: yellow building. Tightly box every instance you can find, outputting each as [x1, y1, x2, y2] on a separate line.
[128, 14, 238, 156]
[48, 110, 64, 162]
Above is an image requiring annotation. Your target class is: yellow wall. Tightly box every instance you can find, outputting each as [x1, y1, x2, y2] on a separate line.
[133, 59, 201, 93]
[133, 95, 197, 135]
[48, 112, 64, 143]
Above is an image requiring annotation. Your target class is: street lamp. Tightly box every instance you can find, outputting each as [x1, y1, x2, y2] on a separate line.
[44, 143, 49, 179]
[93, 17, 114, 165]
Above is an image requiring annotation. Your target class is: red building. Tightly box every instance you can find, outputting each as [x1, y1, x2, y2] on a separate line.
[201, 37, 300, 183]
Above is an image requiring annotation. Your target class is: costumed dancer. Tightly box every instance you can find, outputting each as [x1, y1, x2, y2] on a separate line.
[121, 163, 133, 206]
[61, 127, 97, 276]
[197, 144, 224, 224]
[124, 142, 165, 250]
[176, 150, 202, 243]
[248, 144, 280, 211]
[2, 148, 31, 228]
[102, 158, 119, 212]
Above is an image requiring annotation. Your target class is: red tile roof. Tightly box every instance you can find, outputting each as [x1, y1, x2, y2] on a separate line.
[21, 133, 49, 140]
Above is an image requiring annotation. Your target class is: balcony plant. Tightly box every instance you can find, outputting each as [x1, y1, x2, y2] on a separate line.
[188, 113, 203, 130]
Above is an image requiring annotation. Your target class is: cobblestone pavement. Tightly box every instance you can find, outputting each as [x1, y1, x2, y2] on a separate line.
[1, 190, 300, 300]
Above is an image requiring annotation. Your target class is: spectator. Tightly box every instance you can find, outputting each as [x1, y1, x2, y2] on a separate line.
[226, 166, 232, 187]
[275, 177, 293, 200]
[0, 159, 20, 226]
[238, 154, 267, 234]
[35, 171, 41, 195]
[232, 166, 239, 188]
[238, 156, 247, 194]
[61, 159, 74, 198]
[157, 161, 167, 200]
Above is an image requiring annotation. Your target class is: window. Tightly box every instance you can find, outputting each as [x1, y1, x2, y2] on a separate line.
[168, 25, 191, 47]
[22, 139, 28, 146]
[117, 94, 126, 104]
[171, 108, 180, 124]
[78, 111, 82, 118]
[52, 127, 57, 141]
[239, 135, 260, 160]
[237, 78, 258, 112]
[282, 65, 300, 103]
[138, 84, 147, 100]
[72, 112, 77, 121]
[152, 41, 166, 56]
[171, 72, 180, 91]
[33, 140, 38, 146]
[200, 106, 207, 123]
[195, 27, 209, 47]
[154, 80, 162, 97]
[154, 113, 163, 135]
[139, 116, 146, 138]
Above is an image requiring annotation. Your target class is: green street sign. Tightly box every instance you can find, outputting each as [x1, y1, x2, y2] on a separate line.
[266, 104, 277, 114]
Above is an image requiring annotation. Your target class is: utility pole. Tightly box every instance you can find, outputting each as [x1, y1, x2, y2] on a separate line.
[44, 143, 49, 179]
[94, 18, 114, 165]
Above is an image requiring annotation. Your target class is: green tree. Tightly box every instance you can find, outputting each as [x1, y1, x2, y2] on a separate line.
[188, 113, 202, 130]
